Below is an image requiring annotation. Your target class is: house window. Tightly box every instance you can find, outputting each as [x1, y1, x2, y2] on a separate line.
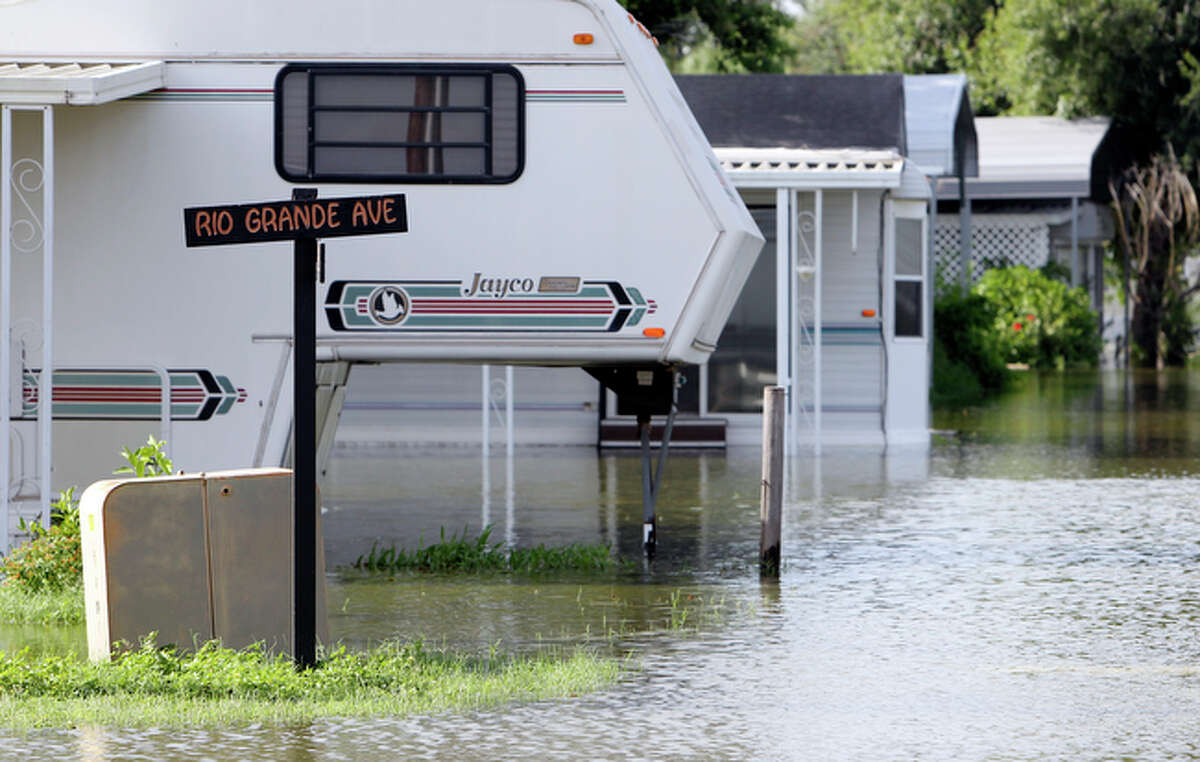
[276, 64, 524, 184]
[894, 217, 923, 337]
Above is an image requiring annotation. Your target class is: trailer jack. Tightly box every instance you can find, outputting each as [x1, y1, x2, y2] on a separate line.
[585, 365, 679, 558]
[637, 403, 676, 558]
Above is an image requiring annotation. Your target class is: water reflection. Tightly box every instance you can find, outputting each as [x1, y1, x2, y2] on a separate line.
[8, 370, 1200, 759]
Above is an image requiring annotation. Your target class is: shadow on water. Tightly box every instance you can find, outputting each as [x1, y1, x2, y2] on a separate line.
[9, 369, 1200, 759]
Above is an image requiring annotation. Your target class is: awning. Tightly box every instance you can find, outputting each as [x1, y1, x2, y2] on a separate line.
[0, 61, 165, 105]
[714, 147, 904, 189]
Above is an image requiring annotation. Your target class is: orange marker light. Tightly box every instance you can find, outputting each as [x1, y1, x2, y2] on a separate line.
[643, 327, 665, 338]
[862, 309, 876, 318]
[573, 33, 595, 45]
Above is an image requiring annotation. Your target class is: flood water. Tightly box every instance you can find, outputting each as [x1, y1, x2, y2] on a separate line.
[6, 369, 1200, 759]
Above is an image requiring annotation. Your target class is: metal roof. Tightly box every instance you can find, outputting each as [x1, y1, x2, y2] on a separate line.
[903, 74, 977, 178]
[937, 116, 1113, 200]
[714, 147, 904, 189]
[0, 62, 165, 104]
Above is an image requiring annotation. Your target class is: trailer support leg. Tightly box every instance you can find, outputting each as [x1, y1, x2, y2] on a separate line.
[638, 402, 676, 558]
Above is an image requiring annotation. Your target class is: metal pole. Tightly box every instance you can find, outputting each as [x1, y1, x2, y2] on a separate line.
[1071, 197, 1080, 287]
[959, 167, 971, 289]
[504, 365, 514, 547]
[481, 364, 490, 530]
[292, 188, 317, 669]
[1, 105, 12, 553]
[814, 189, 823, 456]
[639, 413, 654, 556]
[760, 386, 784, 576]
[774, 188, 790, 455]
[504, 365, 513, 455]
[39, 106, 53, 526]
[481, 365, 490, 449]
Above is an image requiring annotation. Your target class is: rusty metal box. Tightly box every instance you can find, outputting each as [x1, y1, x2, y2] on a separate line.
[81, 468, 327, 662]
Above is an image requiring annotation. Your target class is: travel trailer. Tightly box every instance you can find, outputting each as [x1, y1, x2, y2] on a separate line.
[0, 0, 763, 549]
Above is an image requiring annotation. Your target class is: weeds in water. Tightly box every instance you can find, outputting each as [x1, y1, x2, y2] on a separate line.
[0, 636, 618, 730]
[354, 525, 624, 574]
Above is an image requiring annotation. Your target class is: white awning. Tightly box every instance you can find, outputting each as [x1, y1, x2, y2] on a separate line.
[715, 147, 904, 189]
[0, 61, 165, 105]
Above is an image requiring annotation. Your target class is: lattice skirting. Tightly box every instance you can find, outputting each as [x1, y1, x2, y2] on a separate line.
[935, 215, 1051, 288]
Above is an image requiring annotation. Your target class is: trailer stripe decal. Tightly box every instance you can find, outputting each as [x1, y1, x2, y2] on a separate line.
[129, 88, 274, 102]
[325, 279, 659, 333]
[526, 89, 625, 103]
[20, 369, 247, 421]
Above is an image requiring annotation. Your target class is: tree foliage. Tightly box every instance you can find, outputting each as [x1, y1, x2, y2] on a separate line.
[621, 0, 796, 72]
[796, 0, 998, 77]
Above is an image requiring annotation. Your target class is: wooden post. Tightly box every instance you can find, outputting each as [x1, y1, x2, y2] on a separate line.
[760, 386, 784, 576]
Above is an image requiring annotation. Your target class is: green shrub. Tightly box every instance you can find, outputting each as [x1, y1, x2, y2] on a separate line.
[973, 266, 1100, 369]
[1, 436, 176, 597]
[934, 289, 1011, 390]
[0, 489, 81, 594]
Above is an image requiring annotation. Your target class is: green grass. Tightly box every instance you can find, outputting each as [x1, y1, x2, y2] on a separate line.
[0, 582, 85, 626]
[0, 638, 619, 730]
[355, 526, 624, 574]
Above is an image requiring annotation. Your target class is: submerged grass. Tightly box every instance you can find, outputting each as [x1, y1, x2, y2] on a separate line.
[0, 637, 619, 730]
[355, 525, 624, 574]
[0, 582, 85, 626]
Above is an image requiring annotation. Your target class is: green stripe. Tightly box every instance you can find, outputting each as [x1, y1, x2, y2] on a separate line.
[52, 372, 159, 387]
[338, 308, 376, 328]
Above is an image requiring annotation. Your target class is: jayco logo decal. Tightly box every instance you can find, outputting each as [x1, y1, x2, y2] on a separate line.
[325, 275, 658, 334]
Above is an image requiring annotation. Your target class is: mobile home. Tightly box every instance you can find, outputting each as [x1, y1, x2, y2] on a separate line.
[669, 73, 976, 448]
[0, 0, 762, 548]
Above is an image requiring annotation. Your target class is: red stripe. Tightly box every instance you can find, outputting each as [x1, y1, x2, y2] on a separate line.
[527, 89, 623, 94]
[413, 309, 612, 315]
[413, 299, 613, 306]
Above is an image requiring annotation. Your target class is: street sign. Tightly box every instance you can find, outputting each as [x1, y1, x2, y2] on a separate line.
[184, 193, 407, 247]
[182, 188, 408, 669]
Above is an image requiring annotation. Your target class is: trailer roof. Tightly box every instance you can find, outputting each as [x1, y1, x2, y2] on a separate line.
[675, 74, 907, 153]
[0, 61, 164, 104]
[936, 116, 1114, 200]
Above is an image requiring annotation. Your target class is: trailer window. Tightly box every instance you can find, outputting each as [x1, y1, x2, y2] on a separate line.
[275, 64, 524, 184]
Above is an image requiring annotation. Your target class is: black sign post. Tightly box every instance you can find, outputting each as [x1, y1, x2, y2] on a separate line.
[184, 190, 407, 668]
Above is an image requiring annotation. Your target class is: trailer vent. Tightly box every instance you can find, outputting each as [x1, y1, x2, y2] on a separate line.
[275, 63, 524, 184]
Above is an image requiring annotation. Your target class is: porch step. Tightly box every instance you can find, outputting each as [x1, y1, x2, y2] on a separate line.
[599, 417, 727, 449]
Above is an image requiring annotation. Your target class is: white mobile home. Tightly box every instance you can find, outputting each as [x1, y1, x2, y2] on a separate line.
[0, 0, 762, 548]
[667, 74, 976, 448]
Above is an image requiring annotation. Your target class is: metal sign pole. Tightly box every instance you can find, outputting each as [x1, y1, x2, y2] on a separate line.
[292, 187, 317, 669]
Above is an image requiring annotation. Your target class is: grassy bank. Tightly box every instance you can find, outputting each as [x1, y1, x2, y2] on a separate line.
[0, 638, 618, 730]
[0, 583, 84, 626]
[355, 526, 623, 574]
